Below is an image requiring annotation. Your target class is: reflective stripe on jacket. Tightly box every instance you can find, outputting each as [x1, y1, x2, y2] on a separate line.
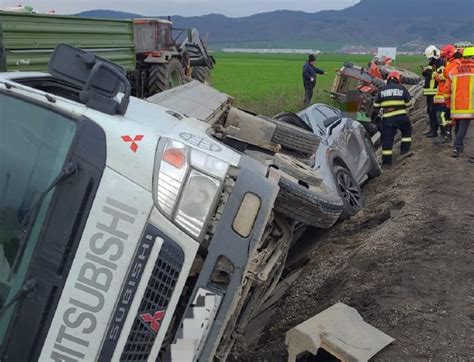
[443, 58, 462, 107]
[374, 82, 412, 119]
[449, 59, 474, 120]
[422, 63, 437, 96]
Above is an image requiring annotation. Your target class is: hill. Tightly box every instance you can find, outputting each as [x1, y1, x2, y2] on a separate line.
[79, 0, 474, 50]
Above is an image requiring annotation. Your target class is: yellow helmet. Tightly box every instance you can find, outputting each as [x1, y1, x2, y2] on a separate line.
[463, 47, 474, 57]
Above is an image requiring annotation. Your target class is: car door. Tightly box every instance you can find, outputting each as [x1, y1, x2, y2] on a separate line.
[318, 105, 367, 181]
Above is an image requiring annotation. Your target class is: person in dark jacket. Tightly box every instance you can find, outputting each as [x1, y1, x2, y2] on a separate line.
[374, 71, 412, 167]
[421, 45, 440, 136]
[302, 54, 325, 106]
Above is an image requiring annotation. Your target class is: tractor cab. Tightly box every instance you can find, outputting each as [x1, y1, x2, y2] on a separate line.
[133, 19, 176, 61]
[330, 63, 385, 133]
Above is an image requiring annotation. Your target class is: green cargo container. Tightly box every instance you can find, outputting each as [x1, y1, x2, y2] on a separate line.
[0, 12, 136, 72]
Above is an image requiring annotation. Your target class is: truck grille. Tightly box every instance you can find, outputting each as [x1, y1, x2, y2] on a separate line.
[121, 238, 184, 361]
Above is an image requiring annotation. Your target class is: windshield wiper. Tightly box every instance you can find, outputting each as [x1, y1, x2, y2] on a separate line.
[0, 279, 36, 315]
[9, 162, 79, 277]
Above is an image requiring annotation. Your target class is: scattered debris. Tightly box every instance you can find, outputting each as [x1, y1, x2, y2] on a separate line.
[286, 302, 394, 362]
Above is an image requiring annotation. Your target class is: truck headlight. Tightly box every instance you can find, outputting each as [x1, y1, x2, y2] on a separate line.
[154, 138, 229, 240]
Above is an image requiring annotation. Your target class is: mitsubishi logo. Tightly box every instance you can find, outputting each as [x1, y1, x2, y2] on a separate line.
[121, 135, 144, 153]
[139, 311, 165, 334]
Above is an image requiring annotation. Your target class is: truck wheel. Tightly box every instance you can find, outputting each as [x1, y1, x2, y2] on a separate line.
[275, 176, 343, 228]
[244, 149, 342, 228]
[272, 153, 320, 185]
[148, 58, 185, 96]
[378, 65, 420, 85]
[261, 114, 321, 155]
[274, 112, 313, 132]
[332, 165, 364, 220]
[192, 66, 212, 84]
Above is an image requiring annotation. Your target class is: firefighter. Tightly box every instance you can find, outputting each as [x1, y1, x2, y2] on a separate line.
[374, 71, 412, 166]
[421, 46, 440, 136]
[447, 46, 474, 157]
[432, 45, 456, 140]
[302, 54, 326, 106]
[435, 48, 464, 144]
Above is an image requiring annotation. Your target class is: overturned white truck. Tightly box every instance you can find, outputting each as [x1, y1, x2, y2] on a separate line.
[0, 45, 380, 361]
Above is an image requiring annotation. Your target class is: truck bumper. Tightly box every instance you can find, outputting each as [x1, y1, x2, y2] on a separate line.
[166, 155, 280, 360]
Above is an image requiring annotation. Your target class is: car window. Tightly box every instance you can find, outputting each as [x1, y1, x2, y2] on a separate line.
[308, 108, 327, 135]
[318, 105, 341, 119]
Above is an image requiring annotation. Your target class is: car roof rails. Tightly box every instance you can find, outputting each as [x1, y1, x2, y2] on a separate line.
[48, 44, 131, 115]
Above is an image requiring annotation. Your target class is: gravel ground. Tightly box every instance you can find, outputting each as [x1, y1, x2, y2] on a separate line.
[231, 101, 474, 361]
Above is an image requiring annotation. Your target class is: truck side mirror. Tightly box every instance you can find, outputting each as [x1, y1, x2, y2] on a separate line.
[48, 44, 131, 115]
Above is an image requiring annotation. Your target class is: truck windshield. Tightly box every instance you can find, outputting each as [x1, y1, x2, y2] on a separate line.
[0, 93, 76, 325]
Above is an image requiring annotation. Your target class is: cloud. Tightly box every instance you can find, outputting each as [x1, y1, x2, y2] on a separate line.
[0, 0, 359, 16]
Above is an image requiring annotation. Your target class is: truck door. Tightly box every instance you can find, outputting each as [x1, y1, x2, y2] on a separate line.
[0, 91, 106, 360]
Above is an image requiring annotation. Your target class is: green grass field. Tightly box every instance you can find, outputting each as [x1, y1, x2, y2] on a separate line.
[211, 52, 424, 115]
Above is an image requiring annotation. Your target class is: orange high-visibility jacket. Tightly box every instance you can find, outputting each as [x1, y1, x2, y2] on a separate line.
[448, 59, 474, 120]
[434, 58, 460, 104]
[443, 58, 462, 107]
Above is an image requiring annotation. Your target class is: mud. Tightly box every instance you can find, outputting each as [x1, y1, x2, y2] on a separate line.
[231, 102, 474, 360]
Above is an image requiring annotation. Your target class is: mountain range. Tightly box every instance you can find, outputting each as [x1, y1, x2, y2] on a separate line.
[79, 0, 474, 51]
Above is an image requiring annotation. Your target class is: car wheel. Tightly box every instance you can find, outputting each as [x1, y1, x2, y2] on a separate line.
[333, 165, 364, 219]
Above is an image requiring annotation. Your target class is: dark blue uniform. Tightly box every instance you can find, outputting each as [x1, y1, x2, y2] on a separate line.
[374, 81, 412, 165]
[302, 61, 325, 106]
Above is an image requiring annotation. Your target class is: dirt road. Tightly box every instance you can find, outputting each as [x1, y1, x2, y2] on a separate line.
[232, 111, 474, 360]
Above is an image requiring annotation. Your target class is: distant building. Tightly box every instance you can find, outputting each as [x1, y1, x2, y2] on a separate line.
[222, 48, 321, 55]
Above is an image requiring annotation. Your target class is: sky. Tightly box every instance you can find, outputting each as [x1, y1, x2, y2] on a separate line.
[0, 0, 360, 17]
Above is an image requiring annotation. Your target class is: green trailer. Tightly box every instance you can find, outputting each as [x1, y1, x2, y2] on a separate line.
[0, 12, 136, 72]
[0, 12, 215, 97]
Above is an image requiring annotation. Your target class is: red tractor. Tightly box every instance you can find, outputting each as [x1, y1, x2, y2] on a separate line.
[330, 59, 420, 137]
[132, 18, 216, 97]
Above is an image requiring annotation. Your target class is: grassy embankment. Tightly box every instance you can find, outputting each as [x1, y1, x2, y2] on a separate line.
[211, 52, 424, 115]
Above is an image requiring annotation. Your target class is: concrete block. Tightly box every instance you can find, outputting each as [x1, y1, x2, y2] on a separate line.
[286, 302, 394, 362]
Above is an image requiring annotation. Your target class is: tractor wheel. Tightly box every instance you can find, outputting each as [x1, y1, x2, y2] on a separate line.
[147, 58, 185, 96]
[192, 66, 212, 85]
[378, 65, 420, 85]
[370, 76, 386, 89]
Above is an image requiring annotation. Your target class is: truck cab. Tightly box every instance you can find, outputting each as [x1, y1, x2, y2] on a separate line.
[0, 46, 281, 361]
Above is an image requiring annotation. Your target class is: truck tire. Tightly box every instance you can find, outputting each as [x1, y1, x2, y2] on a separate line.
[275, 176, 343, 228]
[192, 66, 212, 84]
[274, 112, 313, 132]
[148, 58, 185, 96]
[378, 65, 420, 85]
[244, 149, 342, 228]
[332, 165, 364, 220]
[261, 115, 320, 155]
